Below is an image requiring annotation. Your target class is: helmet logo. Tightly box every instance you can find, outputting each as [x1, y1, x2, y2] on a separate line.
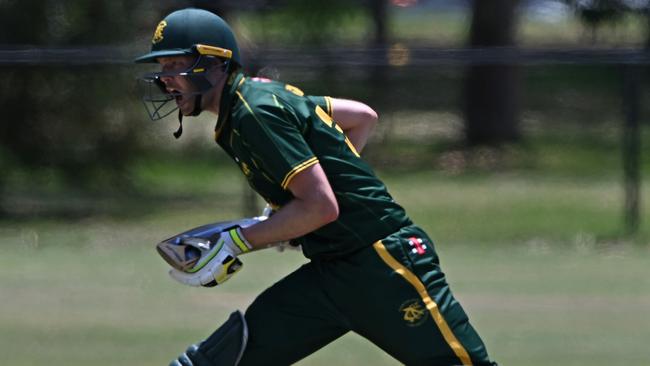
[152, 20, 167, 44]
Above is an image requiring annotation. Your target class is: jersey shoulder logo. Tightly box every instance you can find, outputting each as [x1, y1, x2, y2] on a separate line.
[152, 20, 167, 44]
[399, 299, 428, 326]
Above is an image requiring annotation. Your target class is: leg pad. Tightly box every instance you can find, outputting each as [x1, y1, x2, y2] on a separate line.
[170, 311, 248, 366]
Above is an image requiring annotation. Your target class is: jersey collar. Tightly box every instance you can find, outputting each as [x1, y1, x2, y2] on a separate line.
[215, 72, 245, 141]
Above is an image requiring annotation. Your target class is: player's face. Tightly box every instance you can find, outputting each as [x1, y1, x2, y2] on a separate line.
[157, 56, 199, 116]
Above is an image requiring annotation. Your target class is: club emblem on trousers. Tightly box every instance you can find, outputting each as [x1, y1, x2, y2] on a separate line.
[399, 299, 428, 326]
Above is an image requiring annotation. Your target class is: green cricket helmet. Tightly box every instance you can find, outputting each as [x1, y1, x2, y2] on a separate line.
[135, 8, 241, 137]
[135, 8, 241, 66]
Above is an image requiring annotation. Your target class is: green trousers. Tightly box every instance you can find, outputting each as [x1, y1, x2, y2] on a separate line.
[238, 225, 495, 366]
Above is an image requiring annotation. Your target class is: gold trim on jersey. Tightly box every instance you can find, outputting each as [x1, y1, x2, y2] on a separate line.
[372, 241, 473, 366]
[281, 157, 319, 189]
[324, 96, 333, 117]
[236, 90, 255, 116]
[315, 106, 360, 158]
[315, 106, 342, 132]
[344, 136, 360, 157]
[235, 90, 320, 190]
[285, 84, 305, 96]
[215, 77, 246, 142]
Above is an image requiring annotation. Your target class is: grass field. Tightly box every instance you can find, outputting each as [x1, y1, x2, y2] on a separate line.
[2, 164, 649, 365]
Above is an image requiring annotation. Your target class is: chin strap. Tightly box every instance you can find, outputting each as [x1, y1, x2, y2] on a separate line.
[173, 110, 184, 139]
[173, 94, 203, 139]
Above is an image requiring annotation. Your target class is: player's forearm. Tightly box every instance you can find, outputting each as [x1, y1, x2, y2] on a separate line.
[241, 196, 338, 250]
[330, 98, 378, 153]
[344, 122, 375, 153]
[241, 164, 339, 250]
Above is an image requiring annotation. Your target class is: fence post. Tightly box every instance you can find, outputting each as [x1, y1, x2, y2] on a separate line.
[622, 65, 642, 235]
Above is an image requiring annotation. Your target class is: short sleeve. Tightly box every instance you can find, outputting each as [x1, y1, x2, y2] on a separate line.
[239, 99, 319, 190]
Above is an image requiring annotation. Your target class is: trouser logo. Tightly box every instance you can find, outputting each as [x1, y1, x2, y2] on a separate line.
[399, 299, 428, 326]
[407, 236, 427, 255]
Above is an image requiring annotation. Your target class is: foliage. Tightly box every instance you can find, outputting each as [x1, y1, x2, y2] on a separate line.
[0, 0, 153, 44]
[562, 0, 650, 44]
[0, 0, 156, 194]
[241, 0, 369, 45]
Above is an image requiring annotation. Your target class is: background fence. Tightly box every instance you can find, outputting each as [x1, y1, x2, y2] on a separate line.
[1, 44, 647, 232]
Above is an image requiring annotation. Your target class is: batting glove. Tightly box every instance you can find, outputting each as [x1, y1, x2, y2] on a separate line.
[164, 227, 253, 287]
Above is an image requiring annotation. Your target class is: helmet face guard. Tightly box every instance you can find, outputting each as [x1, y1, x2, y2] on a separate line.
[135, 8, 241, 138]
[138, 73, 182, 121]
[137, 44, 231, 121]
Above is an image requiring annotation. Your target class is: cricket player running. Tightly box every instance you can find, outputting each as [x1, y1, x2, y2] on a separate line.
[136, 8, 496, 366]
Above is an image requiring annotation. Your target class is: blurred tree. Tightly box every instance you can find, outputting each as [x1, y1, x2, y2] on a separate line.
[565, 0, 630, 42]
[563, 0, 650, 46]
[464, 0, 521, 146]
[268, 0, 365, 45]
[159, 0, 233, 22]
[368, 0, 389, 47]
[562, 1, 648, 234]
[0, 0, 152, 200]
[646, 4, 650, 48]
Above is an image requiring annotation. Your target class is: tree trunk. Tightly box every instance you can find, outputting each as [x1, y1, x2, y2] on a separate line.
[646, 10, 650, 49]
[464, 0, 521, 146]
[369, 0, 388, 47]
[367, 0, 391, 150]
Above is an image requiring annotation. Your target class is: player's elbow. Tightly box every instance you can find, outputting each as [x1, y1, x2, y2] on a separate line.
[368, 107, 379, 125]
[361, 105, 378, 127]
[319, 197, 339, 225]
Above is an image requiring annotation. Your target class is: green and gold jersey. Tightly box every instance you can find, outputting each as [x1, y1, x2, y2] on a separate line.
[215, 73, 411, 259]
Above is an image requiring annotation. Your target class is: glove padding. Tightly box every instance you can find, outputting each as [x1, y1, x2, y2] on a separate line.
[169, 228, 251, 287]
[157, 218, 262, 287]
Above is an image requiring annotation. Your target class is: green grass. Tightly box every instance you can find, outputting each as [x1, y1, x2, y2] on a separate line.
[2, 167, 650, 365]
[386, 173, 650, 244]
[1, 219, 649, 365]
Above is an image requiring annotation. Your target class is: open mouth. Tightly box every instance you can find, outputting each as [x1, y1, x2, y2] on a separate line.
[168, 88, 185, 104]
